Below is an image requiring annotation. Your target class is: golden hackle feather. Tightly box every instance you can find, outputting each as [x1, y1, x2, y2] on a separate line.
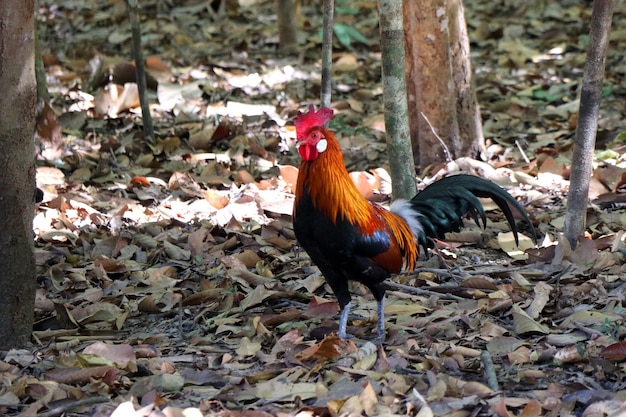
[295, 128, 418, 272]
[295, 129, 371, 225]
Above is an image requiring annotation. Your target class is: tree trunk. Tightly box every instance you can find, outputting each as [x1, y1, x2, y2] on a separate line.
[378, 0, 416, 200]
[277, 0, 299, 53]
[320, 0, 334, 107]
[403, 0, 484, 169]
[564, 0, 613, 246]
[0, 0, 37, 349]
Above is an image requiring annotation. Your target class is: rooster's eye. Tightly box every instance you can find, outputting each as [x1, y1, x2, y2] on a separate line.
[311, 132, 320, 140]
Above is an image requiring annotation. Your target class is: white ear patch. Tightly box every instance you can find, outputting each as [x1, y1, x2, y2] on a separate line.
[316, 139, 327, 153]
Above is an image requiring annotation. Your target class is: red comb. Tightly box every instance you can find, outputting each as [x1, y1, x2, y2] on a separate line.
[294, 105, 334, 138]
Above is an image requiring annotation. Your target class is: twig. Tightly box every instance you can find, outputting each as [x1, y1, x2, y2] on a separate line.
[514, 139, 530, 163]
[413, 265, 534, 277]
[480, 350, 500, 391]
[464, 265, 535, 275]
[34, 396, 110, 417]
[420, 112, 451, 162]
[271, 267, 309, 280]
[385, 281, 465, 301]
[547, 263, 574, 285]
[178, 298, 184, 338]
[410, 267, 469, 280]
[572, 321, 605, 339]
[426, 243, 457, 276]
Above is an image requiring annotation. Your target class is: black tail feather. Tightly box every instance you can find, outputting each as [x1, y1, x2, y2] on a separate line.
[409, 175, 535, 248]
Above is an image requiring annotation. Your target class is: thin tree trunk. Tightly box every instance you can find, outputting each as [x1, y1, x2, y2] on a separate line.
[379, 0, 415, 200]
[277, 0, 298, 53]
[320, 0, 334, 108]
[128, 0, 155, 145]
[403, 0, 483, 169]
[0, 0, 37, 349]
[564, 0, 613, 246]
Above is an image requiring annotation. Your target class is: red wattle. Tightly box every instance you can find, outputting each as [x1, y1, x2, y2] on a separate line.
[298, 144, 318, 161]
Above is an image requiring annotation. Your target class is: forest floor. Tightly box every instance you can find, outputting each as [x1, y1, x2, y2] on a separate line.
[6, 0, 626, 416]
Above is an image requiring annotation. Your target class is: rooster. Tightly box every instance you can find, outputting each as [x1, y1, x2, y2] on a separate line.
[293, 106, 534, 342]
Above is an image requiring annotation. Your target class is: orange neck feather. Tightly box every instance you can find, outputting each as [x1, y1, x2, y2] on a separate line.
[295, 130, 373, 225]
[294, 128, 418, 271]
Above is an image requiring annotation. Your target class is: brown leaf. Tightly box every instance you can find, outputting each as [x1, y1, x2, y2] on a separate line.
[601, 341, 626, 361]
[486, 336, 525, 356]
[145, 56, 172, 83]
[94, 83, 140, 117]
[187, 227, 214, 257]
[189, 126, 218, 149]
[35, 100, 63, 160]
[295, 335, 357, 362]
[491, 397, 513, 417]
[205, 189, 230, 209]
[305, 297, 340, 318]
[156, 136, 181, 155]
[239, 286, 279, 311]
[519, 398, 542, 417]
[526, 281, 553, 319]
[45, 365, 118, 385]
[279, 165, 299, 194]
[83, 342, 137, 370]
[130, 176, 151, 187]
[260, 308, 302, 327]
[53, 303, 81, 329]
[228, 268, 274, 287]
[554, 346, 585, 364]
[349, 171, 378, 199]
[182, 289, 224, 307]
[525, 245, 557, 263]
[512, 304, 550, 335]
[460, 276, 499, 291]
[234, 250, 262, 267]
[593, 164, 626, 192]
[138, 293, 183, 313]
[334, 53, 359, 72]
[112, 62, 158, 89]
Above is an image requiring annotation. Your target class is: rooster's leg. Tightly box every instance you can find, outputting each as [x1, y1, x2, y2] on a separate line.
[368, 298, 386, 345]
[376, 297, 385, 337]
[337, 302, 353, 339]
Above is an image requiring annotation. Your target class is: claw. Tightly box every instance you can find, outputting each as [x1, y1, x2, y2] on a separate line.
[337, 331, 354, 340]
